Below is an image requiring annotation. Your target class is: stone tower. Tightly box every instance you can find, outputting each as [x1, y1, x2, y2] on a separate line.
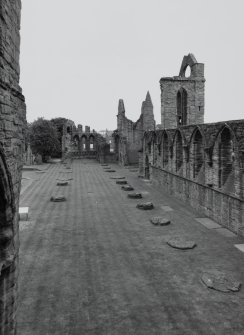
[0, 1, 26, 334]
[142, 91, 155, 131]
[117, 99, 125, 133]
[160, 53, 205, 129]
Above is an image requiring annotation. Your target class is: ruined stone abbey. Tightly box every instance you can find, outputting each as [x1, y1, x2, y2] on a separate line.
[1, 1, 244, 334]
[112, 54, 244, 238]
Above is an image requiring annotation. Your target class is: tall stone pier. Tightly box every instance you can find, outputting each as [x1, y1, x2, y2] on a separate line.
[0, 1, 26, 334]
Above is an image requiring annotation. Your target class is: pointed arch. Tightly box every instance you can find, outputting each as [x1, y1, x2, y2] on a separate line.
[162, 131, 169, 167]
[217, 126, 235, 187]
[190, 127, 204, 178]
[73, 135, 79, 147]
[173, 130, 183, 172]
[177, 88, 187, 126]
[89, 135, 95, 151]
[81, 135, 87, 151]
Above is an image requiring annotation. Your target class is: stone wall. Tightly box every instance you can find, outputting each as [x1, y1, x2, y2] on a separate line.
[161, 54, 205, 129]
[142, 120, 244, 235]
[114, 92, 155, 165]
[140, 53, 244, 236]
[62, 122, 115, 163]
[0, 0, 26, 334]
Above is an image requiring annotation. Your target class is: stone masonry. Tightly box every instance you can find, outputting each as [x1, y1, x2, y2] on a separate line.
[114, 92, 155, 166]
[62, 121, 115, 163]
[161, 53, 205, 128]
[0, 1, 26, 334]
[141, 54, 244, 236]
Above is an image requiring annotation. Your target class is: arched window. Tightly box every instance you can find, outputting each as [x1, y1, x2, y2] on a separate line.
[162, 132, 169, 167]
[81, 136, 86, 151]
[89, 136, 94, 151]
[67, 126, 71, 134]
[192, 129, 204, 178]
[73, 135, 79, 147]
[218, 128, 234, 188]
[177, 88, 187, 126]
[175, 131, 183, 172]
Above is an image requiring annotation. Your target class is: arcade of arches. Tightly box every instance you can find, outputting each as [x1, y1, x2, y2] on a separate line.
[1, 1, 244, 334]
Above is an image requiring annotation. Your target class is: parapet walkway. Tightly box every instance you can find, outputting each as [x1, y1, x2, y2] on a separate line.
[18, 160, 244, 335]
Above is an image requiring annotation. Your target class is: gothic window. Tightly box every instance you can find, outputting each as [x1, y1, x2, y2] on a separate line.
[177, 88, 187, 126]
[89, 136, 94, 151]
[73, 135, 79, 146]
[175, 131, 183, 172]
[192, 129, 204, 178]
[218, 127, 234, 188]
[162, 132, 169, 167]
[81, 136, 86, 150]
[67, 126, 71, 134]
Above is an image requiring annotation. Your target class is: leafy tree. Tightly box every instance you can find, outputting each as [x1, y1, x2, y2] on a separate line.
[29, 118, 60, 162]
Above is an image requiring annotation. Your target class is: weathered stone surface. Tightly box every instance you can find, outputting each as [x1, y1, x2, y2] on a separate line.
[57, 181, 69, 186]
[140, 55, 244, 236]
[50, 196, 67, 202]
[61, 122, 115, 163]
[115, 92, 155, 166]
[137, 202, 154, 210]
[121, 185, 134, 191]
[150, 217, 171, 226]
[116, 180, 128, 185]
[128, 193, 142, 199]
[201, 270, 241, 293]
[0, 1, 26, 333]
[167, 238, 196, 250]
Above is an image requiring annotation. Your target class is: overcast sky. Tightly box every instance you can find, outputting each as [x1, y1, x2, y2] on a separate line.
[20, 0, 244, 131]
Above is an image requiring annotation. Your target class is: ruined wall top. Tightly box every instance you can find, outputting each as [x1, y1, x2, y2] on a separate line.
[141, 91, 155, 131]
[160, 53, 205, 129]
[116, 91, 155, 140]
